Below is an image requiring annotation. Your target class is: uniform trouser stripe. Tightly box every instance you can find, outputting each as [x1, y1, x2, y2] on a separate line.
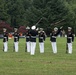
[3, 42, 8, 52]
[26, 42, 31, 52]
[68, 43, 72, 54]
[14, 42, 19, 52]
[39, 42, 44, 53]
[51, 42, 57, 53]
[30, 42, 36, 55]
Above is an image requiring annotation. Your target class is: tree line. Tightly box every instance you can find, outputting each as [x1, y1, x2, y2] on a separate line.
[0, 0, 76, 34]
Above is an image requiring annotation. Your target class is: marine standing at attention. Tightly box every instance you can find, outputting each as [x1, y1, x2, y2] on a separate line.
[3, 28, 8, 52]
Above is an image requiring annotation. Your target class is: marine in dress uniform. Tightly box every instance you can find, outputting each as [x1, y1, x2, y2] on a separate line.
[13, 28, 19, 52]
[3, 28, 8, 52]
[30, 26, 38, 55]
[50, 27, 62, 54]
[66, 27, 74, 54]
[25, 26, 31, 52]
[38, 28, 46, 53]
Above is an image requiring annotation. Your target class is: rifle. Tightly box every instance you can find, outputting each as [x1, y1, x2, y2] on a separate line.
[35, 18, 43, 26]
[50, 19, 65, 26]
[13, 43, 15, 52]
[3, 45, 4, 52]
[25, 43, 27, 52]
[66, 43, 68, 53]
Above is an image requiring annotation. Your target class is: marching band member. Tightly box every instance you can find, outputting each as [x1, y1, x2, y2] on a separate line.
[13, 28, 19, 52]
[38, 28, 46, 53]
[50, 27, 62, 54]
[30, 26, 38, 55]
[3, 28, 8, 52]
[25, 26, 31, 52]
[66, 27, 74, 54]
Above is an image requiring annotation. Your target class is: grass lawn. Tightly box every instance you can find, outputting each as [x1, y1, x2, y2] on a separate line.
[0, 37, 76, 75]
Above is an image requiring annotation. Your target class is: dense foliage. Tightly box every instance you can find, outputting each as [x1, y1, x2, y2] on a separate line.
[0, 0, 76, 33]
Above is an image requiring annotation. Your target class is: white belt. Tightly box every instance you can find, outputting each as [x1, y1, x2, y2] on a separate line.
[31, 36, 36, 38]
[52, 36, 56, 38]
[15, 37, 18, 38]
[4, 37, 7, 38]
[39, 37, 43, 39]
[26, 36, 30, 38]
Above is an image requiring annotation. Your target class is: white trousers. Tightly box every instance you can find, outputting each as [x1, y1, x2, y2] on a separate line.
[26, 42, 31, 52]
[68, 43, 72, 54]
[3, 42, 8, 52]
[51, 42, 57, 54]
[39, 42, 44, 53]
[30, 42, 36, 55]
[14, 42, 19, 52]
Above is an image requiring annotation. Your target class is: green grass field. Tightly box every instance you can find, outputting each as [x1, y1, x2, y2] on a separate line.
[0, 37, 76, 75]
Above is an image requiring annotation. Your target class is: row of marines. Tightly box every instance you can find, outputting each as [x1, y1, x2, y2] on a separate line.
[3, 26, 74, 55]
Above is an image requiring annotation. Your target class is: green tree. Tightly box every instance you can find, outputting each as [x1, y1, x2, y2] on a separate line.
[0, 0, 9, 22]
[6, 0, 25, 27]
[25, 0, 69, 29]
